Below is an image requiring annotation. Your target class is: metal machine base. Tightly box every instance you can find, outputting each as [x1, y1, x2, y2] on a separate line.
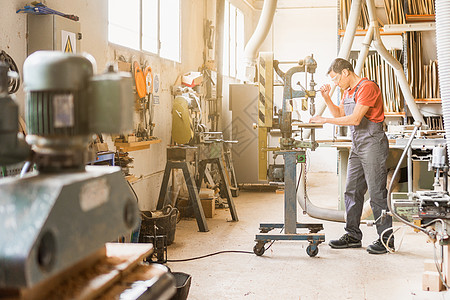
[253, 151, 325, 257]
[0, 166, 139, 288]
[254, 223, 325, 257]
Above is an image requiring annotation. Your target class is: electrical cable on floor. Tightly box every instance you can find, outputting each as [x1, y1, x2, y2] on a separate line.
[167, 250, 254, 262]
[168, 225, 286, 262]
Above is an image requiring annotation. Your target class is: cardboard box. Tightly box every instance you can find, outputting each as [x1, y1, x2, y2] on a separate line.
[201, 199, 215, 218]
[177, 197, 215, 218]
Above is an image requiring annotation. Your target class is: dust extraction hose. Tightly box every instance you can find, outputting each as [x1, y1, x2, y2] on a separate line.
[297, 164, 346, 223]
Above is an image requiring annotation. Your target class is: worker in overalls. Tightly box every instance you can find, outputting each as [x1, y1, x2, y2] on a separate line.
[310, 58, 393, 254]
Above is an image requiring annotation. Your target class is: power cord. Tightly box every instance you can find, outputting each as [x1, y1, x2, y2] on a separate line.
[168, 226, 285, 262]
[167, 250, 254, 262]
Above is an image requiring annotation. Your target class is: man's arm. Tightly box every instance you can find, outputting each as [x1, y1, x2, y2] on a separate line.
[310, 103, 370, 126]
[320, 84, 345, 118]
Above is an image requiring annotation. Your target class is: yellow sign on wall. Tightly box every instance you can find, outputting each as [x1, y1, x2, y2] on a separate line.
[61, 30, 76, 53]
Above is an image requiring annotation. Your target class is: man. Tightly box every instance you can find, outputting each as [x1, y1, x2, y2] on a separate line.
[310, 58, 393, 254]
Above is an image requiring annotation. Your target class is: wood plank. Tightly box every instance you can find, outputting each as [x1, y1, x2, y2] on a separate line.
[118, 145, 152, 152]
[115, 139, 162, 152]
[115, 139, 162, 148]
[293, 123, 323, 128]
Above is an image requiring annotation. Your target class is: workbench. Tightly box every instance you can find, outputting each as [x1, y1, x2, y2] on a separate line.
[320, 138, 445, 210]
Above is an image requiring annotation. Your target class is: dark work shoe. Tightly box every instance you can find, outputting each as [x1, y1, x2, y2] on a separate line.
[366, 238, 395, 254]
[329, 233, 362, 249]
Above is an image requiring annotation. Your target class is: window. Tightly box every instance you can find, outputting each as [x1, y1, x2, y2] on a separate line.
[108, 0, 180, 62]
[223, 1, 245, 79]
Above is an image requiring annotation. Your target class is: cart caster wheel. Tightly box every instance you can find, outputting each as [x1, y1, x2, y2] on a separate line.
[306, 244, 319, 257]
[253, 242, 265, 256]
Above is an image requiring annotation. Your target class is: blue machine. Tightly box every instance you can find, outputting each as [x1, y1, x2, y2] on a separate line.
[253, 54, 325, 257]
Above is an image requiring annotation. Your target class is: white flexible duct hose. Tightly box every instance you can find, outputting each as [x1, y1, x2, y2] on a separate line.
[312, 0, 363, 124]
[436, 0, 450, 162]
[243, 0, 278, 81]
[354, 25, 374, 76]
[365, 0, 425, 125]
[297, 164, 346, 222]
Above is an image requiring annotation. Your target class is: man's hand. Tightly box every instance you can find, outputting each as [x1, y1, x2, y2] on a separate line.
[320, 84, 331, 100]
[310, 116, 327, 124]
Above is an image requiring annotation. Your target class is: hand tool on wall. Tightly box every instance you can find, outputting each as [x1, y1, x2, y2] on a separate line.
[16, 1, 79, 21]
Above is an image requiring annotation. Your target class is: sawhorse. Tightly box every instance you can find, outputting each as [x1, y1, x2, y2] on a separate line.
[157, 159, 209, 232]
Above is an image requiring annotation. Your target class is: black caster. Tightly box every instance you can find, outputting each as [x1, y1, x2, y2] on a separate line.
[306, 244, 319, 257]
[253, 242, 266, 256]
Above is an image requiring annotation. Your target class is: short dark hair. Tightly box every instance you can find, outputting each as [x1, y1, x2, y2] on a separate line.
[327, 58, 354, 75]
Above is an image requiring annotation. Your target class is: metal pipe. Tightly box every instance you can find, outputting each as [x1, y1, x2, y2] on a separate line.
[243, 0, 278, 81]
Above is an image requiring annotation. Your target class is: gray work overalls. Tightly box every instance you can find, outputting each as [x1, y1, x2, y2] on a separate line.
[343, 79, 392, 241]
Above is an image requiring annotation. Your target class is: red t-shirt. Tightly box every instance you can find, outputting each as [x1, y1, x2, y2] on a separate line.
[343, 78, 384, 123]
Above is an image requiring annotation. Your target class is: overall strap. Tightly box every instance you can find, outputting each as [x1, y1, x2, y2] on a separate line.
[351, 78, 368, 102]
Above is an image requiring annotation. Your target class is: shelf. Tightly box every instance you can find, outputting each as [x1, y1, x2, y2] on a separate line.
[385, 112, 406, 117]
[406, 14, 435, 23]
[338, 28, 402, 37]
[383, 22, 435, 33]
[114, 138, 161, 152]
[415, 98, 441, 104]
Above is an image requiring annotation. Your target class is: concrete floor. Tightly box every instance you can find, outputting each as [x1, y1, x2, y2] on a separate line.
[166, 172, 446, 300]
